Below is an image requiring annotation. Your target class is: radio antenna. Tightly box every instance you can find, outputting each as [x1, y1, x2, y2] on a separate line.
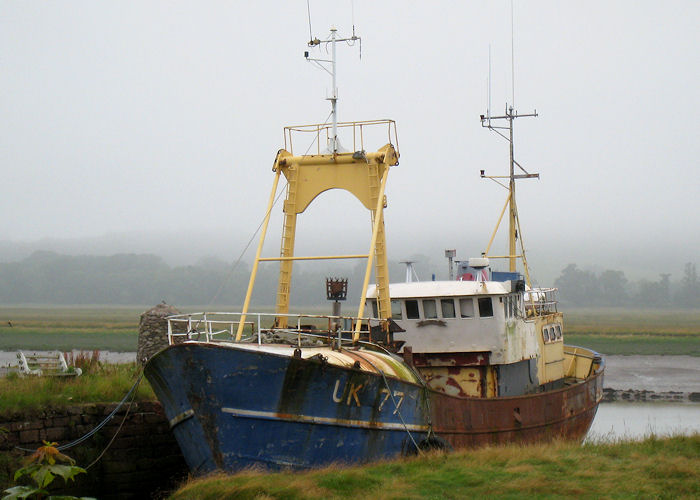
[487, 45, 492, 127]
[306, 0, 314, 44]
[304, 26, 361, 153]
[510, 0, 515, 107]
[479, 1, 539, 280]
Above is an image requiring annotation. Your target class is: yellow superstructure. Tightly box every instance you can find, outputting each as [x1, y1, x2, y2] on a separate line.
[236, 120, 399, 340]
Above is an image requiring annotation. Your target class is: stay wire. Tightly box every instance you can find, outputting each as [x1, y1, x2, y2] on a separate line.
[85, 373, 141, 470]
[202, 182, 288, 308]
[200, 109, 331, 311]
[357, 355, 422, 454]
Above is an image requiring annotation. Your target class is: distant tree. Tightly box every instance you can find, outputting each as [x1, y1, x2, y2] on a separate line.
[676, 262, 700, 308]
[598, 270, 628, 306]
[635, 279, 657, 305]
[658, 273, 671, 307]
[554, 264, 600, 306]
[633, 273, 673, 308]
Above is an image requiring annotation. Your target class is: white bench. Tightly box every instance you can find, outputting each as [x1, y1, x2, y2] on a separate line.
[16, 351, 82, 377]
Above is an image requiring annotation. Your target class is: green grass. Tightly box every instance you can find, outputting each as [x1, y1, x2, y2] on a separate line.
[0, 306, 142, 351]
[566, 334, 700, 356]
[0, 329, 138, 351]
[565, 308, 700, 335]
[0, 363, 154, 412]
[564, 308, 700, 356]
[169, 434, 700, 499]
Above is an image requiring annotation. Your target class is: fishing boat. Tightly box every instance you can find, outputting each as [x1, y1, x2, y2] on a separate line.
[144, 28, 604, 474]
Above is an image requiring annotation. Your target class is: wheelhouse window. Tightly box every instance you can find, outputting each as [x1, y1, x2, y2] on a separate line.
[369, 299, 378, 317]
[391, 299, 402, 319]
[422, 299, 437, 319]
[478, 297, 494, 318]
[441, 299, 456, 318]
[459, 298, 474, 318]
[507, 294, 518, 318]
[405, 300, 420, 319]
[542, 324, 562, 343]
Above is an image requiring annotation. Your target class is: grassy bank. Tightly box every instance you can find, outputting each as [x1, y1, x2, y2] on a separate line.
[0, 306, 143, 351]
[170, 434, 700, 499]
[564, 308, 700, 356]
[565, 308, 700, 335]
[0, 363, 154, 412]
[565, 334, 700, 356]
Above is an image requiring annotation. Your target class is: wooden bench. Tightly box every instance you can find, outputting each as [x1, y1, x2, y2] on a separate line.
[16, 351, 82, 377]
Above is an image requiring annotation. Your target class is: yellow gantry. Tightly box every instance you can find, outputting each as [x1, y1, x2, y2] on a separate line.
[236, 141, 399, 341]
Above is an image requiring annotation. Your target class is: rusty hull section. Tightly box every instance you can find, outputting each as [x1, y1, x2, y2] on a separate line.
[429, 364, 604, 447]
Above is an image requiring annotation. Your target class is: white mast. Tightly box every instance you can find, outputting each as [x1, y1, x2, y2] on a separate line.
[330, 27, 338, 152]
[305, 27, 360, 154]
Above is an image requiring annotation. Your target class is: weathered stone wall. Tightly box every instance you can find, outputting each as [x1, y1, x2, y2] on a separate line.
[0, 402, 188, 499]
[137, 303, 181, 366]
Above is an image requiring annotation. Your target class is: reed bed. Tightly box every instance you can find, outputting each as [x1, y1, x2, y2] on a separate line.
[0, 362, 154, 412]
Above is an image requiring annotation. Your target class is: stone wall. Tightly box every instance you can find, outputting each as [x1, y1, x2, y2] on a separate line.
[137, 303, 181, 366]
[0, 402, 188, 499]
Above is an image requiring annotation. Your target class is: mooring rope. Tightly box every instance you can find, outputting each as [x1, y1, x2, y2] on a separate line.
[85, 373, 141, 470]
[15, 371, 144, 453]
[354, 354, 422, 454]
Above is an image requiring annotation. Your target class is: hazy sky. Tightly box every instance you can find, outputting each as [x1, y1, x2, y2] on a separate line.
[1, 1, 698, 281]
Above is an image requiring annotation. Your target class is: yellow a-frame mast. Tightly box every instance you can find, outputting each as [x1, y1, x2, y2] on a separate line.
[235, 134, 398, 341]
[236, 27, 398, 342]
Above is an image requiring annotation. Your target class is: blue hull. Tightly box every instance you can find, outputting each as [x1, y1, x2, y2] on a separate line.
[145, 343, 430, 474]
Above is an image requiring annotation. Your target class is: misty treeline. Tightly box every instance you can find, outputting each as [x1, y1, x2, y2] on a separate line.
[0, 251, 698, 309]
[0, 251, 418, 308]
[554, 263, 700, 308]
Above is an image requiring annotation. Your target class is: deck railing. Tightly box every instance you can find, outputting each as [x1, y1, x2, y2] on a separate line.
[166, 311, 381, 348]
[283, 119, 399, 156]
[525, 287, 559, 316]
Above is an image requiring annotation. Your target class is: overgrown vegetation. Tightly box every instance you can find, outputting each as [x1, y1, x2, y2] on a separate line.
[0, 363, 153, 412]
[170, 434, 700, 500]
[2, 442, 88, 500]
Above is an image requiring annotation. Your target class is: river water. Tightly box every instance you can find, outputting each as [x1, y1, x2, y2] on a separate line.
[588, 402, 700, 441]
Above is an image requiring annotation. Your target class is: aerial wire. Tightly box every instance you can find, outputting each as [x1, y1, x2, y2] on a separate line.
[306, 0, 314, 42]
[511, 0, 515, 107]
[351, 0, 356, 37]
[203, 108, 333, 308]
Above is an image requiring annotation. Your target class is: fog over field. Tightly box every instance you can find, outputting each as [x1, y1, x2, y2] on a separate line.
[1, 1, 698, 285]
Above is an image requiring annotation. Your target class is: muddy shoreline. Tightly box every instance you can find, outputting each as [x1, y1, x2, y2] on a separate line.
[602, 388, 700, 403]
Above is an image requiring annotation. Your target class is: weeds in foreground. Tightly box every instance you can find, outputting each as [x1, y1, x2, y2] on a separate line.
[2, 441, 90, 500]
[63, 351, 102, 375]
